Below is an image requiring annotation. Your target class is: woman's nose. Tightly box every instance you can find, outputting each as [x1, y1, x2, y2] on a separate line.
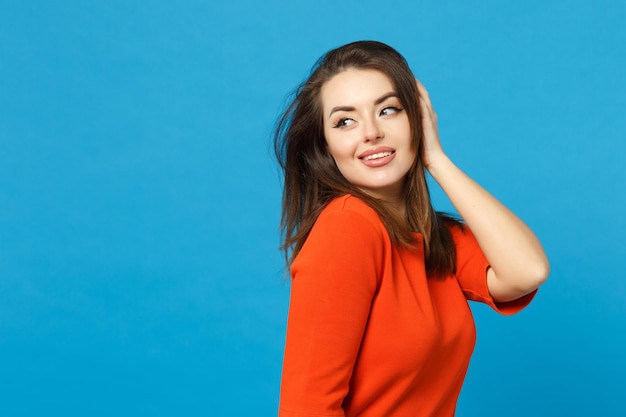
[363, 118, 383, 142]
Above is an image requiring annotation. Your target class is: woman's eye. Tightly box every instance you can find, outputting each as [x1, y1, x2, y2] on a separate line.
[333, 118, 354, 128]
[380, 106, 403, 116]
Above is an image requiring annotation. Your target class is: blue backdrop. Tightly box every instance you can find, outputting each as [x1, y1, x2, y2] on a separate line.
[1, 1, 624, 415]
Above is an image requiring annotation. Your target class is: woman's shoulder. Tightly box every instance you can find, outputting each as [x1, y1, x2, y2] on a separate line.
[295, 195, 388, 277]
[314, 194, 387, 239]
[323, 194, 379, 218]
[443, 217, 475, 246]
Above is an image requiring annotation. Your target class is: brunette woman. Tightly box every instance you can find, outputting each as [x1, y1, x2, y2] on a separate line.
[274, 40, 549, 417]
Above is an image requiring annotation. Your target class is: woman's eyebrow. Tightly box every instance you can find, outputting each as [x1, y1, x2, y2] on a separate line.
[328, 92, 398, 119]
[374, 92, 398, 105]
[328, 105, 355, 118]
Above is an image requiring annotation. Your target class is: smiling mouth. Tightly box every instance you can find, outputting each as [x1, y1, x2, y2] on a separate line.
[362, 151, 394, 161]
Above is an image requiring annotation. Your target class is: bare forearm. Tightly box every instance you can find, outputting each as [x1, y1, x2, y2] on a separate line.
[415, 79, 549, 301]
[428, 154, 550, 302]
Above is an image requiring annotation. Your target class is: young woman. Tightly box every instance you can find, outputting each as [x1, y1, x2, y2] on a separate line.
[274, 40, 549, 417]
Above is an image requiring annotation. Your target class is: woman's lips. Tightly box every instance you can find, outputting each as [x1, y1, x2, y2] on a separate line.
[359, 147, 396, 167]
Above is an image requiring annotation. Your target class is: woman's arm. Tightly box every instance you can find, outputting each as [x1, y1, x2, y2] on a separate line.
[279, 205, 381, 416]
[417, 81, 549, 302]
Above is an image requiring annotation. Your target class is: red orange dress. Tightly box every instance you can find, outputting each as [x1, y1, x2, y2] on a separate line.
[279, 195, 535, 416]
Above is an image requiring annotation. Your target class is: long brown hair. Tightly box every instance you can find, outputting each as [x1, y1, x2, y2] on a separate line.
[274, 40, 459, 277]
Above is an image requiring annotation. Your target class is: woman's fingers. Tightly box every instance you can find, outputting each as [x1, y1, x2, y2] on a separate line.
[415, 79, 437, 123]
[415, 79, 432, 108]
[415, 78, 444, 168]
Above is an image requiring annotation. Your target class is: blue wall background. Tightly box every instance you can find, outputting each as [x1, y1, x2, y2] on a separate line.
[1, 1, 624, 415]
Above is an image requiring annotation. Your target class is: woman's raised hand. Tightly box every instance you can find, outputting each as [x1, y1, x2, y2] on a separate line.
[416, 80, 446, 170]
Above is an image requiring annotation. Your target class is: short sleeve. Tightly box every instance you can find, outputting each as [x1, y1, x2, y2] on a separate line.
[451, 224, 536, 315]
[279, 202, 384, 417]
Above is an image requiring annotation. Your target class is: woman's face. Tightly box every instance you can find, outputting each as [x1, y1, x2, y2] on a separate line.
[321, 68, 415, 204]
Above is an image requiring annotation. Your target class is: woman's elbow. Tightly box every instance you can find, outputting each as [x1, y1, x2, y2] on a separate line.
[518, 257, 550, 293]
[489, 257, 550, 302]
[533, 255, 551, 287]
